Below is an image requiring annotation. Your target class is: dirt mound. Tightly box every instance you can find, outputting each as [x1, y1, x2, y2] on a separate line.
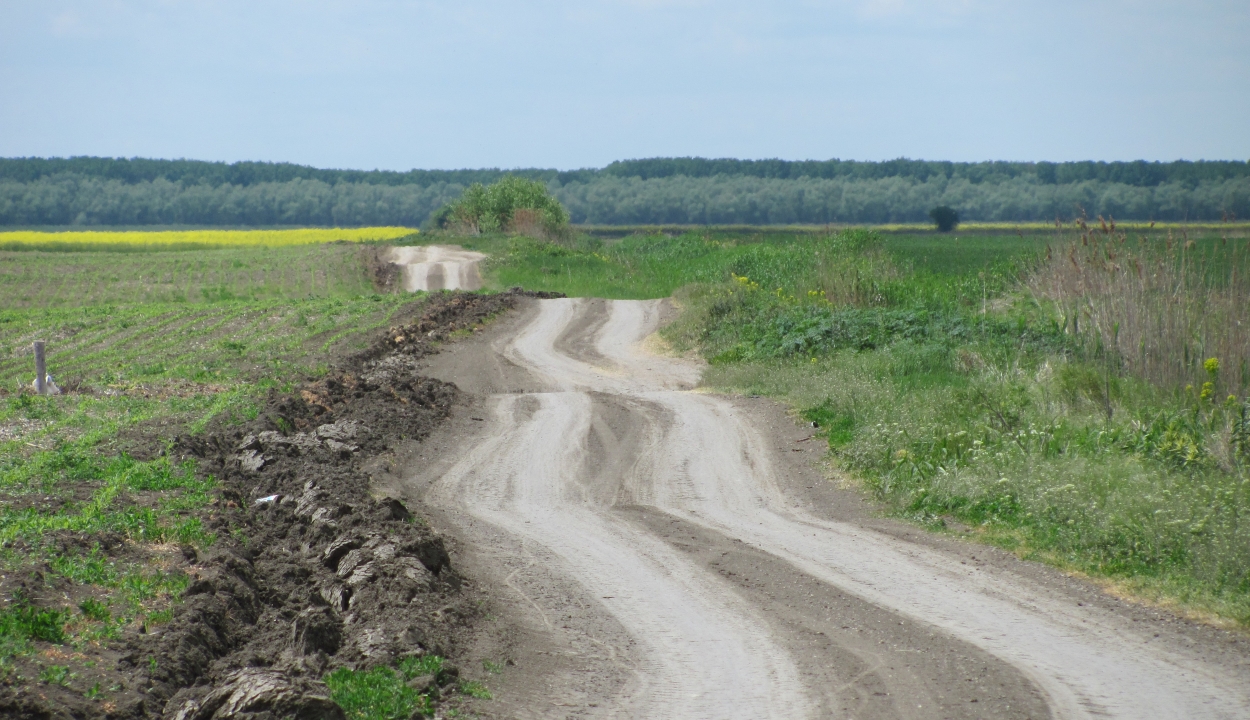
[0, 289, 559, 720]
[358, 244, 401, 293]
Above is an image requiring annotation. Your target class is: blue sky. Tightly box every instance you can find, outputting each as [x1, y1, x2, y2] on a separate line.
[1, 1, 1247, 170]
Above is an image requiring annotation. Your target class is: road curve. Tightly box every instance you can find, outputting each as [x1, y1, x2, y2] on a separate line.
[421, 298, 1250, 720]
[389, 244, 486, 291]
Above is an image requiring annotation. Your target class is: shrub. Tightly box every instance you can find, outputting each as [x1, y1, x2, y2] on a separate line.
[929, 206, 960, 232]
[440, 176, 570, 239]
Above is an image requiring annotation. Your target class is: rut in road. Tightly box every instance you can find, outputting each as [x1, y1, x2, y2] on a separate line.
[424, 298, 1250, 720]
[389, 244, 486, 291]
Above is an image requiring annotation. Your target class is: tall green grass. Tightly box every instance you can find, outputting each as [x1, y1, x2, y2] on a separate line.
[1029, 232, 1250, 396]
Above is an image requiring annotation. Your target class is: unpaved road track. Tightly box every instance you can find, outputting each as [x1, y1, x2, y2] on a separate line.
[409, 298, 1250, 720]
[389, 244, 486, 291]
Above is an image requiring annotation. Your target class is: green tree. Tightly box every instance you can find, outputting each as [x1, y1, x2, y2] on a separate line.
[929, 205, 959, 232]
[442, 176, 570, 238]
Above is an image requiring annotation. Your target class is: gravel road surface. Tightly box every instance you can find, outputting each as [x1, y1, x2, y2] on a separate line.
[407, 297, 1250, 720]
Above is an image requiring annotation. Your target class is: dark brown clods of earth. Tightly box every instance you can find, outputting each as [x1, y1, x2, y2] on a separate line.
[358, 244, 402, 293]
[0, 288, 560, 720]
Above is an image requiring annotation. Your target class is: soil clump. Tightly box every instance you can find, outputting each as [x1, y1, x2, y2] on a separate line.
[358, 244, 403, 293]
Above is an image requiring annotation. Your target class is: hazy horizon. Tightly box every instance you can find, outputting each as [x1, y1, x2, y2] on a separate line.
[4, 155, 1248, 174]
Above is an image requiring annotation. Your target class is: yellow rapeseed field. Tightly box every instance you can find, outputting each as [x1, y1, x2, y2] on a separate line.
[0, 227, 416, 248]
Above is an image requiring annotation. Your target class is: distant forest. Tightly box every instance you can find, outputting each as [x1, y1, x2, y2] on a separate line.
[2, 156, 1247, 227]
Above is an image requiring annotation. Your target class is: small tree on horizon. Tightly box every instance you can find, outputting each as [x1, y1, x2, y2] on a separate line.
[433, 176, 571, 239]
[929, 206, 959, 232]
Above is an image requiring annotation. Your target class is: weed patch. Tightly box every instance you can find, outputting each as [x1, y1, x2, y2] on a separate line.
[0, 598, 69, 646]
[324, 656, 445, 720]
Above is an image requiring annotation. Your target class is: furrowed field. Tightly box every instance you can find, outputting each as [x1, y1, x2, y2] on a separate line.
[0, 233, 417, 687]
[432, 223, 1250, 627]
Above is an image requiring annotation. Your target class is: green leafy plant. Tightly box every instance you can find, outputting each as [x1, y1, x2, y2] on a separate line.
[0, 598, 68, 645]
[78, 598, 111, 623]
[39, 664, 72, 685]
[324, 656, 444, 720]
[459, 680, 491, 699]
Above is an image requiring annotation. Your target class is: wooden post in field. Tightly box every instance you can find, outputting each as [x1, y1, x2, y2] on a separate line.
[33, 341, 47, 395]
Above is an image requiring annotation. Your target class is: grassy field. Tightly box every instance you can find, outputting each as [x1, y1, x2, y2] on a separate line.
[0, 240, 414, 680]
[575, 221, 1250, 239]
[422, 228, 1048, 303]
[0, 243, 385, 307]
[465, 226, 1250, 627]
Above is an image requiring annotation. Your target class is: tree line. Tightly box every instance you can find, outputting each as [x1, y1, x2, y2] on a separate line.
[0, 175, 464, 227]
[4, 156, 1248, 188]
[554, 174, 1249, 224]
[600, 157, 1250, 186]
[1, 156, 1247, 227]
[0, 157, 579, 189]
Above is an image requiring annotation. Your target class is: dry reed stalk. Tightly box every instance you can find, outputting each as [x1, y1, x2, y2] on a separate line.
[507, 208, 546, 239]
[1030, 232, 1250, 396]
[816, 247, 897, 306]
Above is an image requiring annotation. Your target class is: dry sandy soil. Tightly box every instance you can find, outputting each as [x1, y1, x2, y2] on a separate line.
[404, 296, 1250, 720]
[387, 246, 486, 292]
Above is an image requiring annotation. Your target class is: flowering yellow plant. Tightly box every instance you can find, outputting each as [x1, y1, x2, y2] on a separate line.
[0, 227, 416, 248]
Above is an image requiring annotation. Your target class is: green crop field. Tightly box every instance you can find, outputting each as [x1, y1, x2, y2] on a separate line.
[0, 243, 384, 308]
[0, 240, 413, 676]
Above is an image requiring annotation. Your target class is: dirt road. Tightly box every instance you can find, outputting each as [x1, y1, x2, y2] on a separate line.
[389, 245, 486, 291]
[408, 298, 1250, 719]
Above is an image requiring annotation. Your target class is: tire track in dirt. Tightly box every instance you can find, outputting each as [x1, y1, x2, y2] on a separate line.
[417, 297, 1250, 720]
[426, 390, 812, 719]
[389, 245, 486, 291]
